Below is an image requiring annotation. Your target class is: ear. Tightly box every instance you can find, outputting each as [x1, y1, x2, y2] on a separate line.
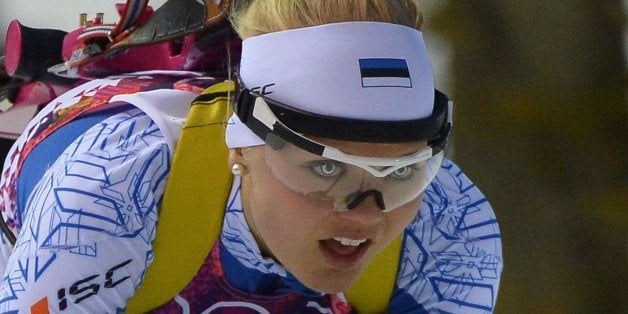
[228, 148, 246, 168]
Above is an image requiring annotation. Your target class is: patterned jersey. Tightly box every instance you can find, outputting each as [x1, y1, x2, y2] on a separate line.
[0, 74, 503, 313]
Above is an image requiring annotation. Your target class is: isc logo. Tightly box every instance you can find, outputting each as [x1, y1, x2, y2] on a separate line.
[55, 259, 133, 311]
[250, 83, 275, 96]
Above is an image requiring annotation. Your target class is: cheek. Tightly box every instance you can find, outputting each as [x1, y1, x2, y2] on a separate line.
[249, 168, 322, 222]
[381, 198, 421, 243]
[242, 160, 329, 256]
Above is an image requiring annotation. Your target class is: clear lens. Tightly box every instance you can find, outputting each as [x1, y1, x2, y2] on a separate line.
[263, 136, 444, 212]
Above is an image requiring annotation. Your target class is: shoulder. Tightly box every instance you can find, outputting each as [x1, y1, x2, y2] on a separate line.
[391, 159, 503, 313]
[419, 159, 501, 242]
[22, 107, 170, 246]
[1, 72, 220, 231]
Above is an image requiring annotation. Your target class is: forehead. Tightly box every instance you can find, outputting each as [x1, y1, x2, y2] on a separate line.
[311, 136, 426, 158]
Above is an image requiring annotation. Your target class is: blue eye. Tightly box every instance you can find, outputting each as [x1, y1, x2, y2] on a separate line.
[309, 160, 344, 178]
[390, 167, 412, 179]
[389, 164, 422, 180]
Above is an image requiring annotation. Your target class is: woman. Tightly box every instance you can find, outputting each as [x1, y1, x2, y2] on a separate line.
[0, 0, 502, 312]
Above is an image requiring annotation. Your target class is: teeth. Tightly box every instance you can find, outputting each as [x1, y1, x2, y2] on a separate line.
[333, 237, 367, 247]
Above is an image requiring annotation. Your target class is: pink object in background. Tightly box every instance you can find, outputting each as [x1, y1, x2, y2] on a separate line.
[11, 81, 72, 107]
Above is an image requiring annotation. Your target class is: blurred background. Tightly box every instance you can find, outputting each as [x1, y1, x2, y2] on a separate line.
[424, 1, 627, 313]
[0, 1, 626, 313]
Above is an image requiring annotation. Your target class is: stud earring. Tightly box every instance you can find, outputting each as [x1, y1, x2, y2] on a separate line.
[231, 163, 245, 176]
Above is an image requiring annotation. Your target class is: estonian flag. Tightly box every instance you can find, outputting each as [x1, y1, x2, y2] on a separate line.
[359, 58, 412, 88]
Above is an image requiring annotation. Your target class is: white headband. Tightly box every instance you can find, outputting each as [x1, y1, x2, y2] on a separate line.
[226, 21, 435, 148]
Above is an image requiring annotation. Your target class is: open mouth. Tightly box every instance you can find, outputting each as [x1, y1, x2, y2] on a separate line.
[318, 237, 371, 269]
[332, 237, 368, 247]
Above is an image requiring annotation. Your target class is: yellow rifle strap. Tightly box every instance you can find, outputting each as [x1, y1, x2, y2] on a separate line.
[125, 80, 402, 313]
[345, 235, 402, 313]
[126, 81, 235, 313]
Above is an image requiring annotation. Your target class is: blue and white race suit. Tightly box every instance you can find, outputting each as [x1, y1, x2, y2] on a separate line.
[0, 72, 502, 313]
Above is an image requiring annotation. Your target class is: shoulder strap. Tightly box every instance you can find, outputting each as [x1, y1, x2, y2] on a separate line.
[126, 80, 402, 312]
[126, 81, 234, 313]
[345, 234, 402, 313]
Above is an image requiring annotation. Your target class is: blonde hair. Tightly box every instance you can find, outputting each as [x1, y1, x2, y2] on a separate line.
[230, 0, 424, 39]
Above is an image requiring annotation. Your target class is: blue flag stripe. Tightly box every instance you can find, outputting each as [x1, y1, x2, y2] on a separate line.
[359, 58, 408, 69]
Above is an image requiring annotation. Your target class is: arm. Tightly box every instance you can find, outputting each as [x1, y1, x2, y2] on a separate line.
[0, 108, 170, 313]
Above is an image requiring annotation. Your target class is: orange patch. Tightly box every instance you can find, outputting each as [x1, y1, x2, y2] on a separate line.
[30, 297, 50, 314]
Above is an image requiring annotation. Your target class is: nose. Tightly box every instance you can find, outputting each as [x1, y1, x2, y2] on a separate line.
[346, 190, 385, 210]
[337, 190, 385, 227]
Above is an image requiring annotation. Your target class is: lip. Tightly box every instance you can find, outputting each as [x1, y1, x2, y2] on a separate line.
[318, 238, 371, 269]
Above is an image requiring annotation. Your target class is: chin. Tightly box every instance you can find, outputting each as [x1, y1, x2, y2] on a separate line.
[298, 269, 364, 294]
